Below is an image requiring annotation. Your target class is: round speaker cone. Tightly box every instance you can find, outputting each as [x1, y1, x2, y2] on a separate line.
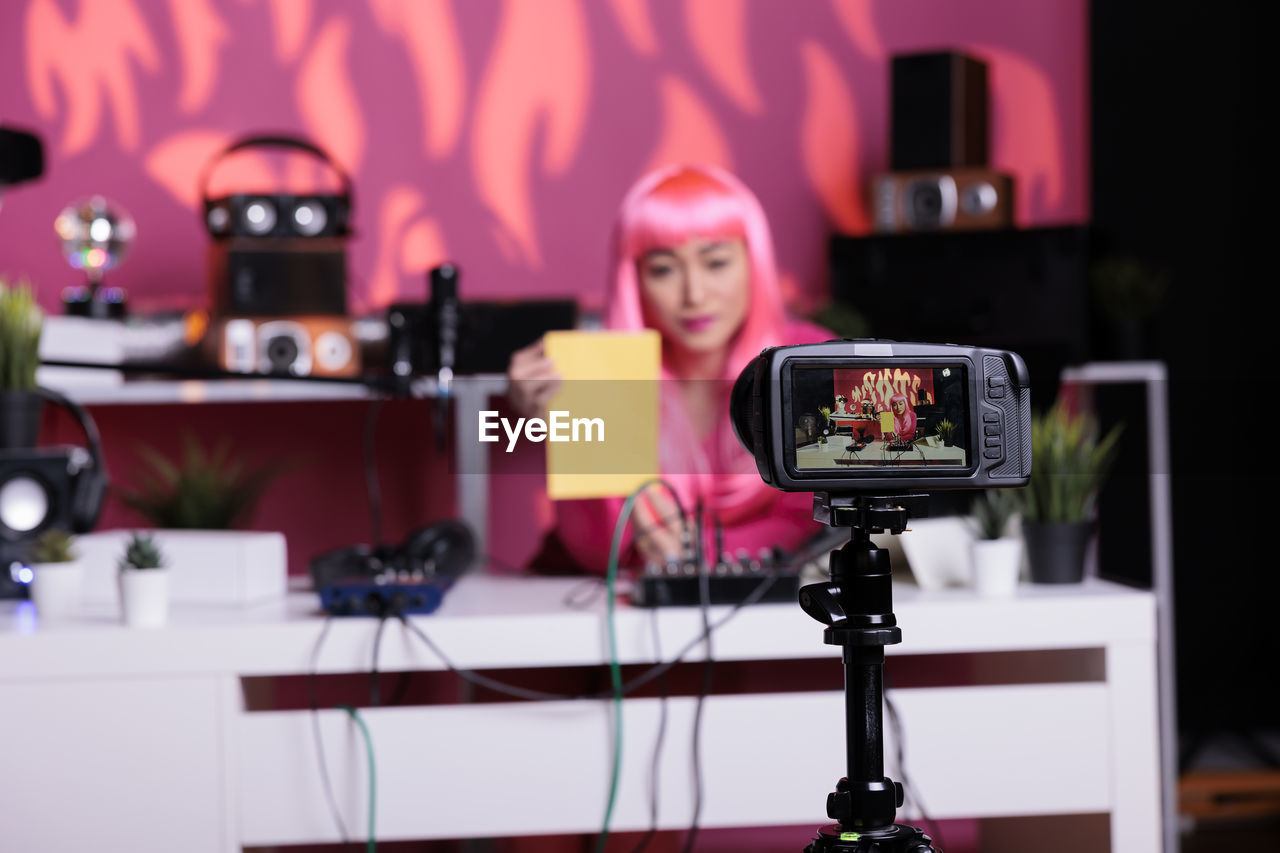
[265, 334, 301, 373]
[206, 205, 230, 235]
[242, 199, 277, 236]
[960, 182, 999, 216]
[0, 476, 51, 534]
[315, 330, 352, 372]
[292, 200, 328, 237]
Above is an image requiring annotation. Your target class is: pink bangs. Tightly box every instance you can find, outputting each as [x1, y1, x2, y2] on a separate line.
[620, 169, 750, 258]
[606, 165, 787, 379]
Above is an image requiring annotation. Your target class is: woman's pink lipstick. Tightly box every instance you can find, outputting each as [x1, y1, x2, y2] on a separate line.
[681, 315, 716, 333]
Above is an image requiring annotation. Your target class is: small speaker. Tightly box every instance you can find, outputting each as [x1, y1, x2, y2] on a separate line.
[210, 315, 361, 378]
[891, 51, 989, 170]
[200, 135, 352, 318]
[872, 167, 1013, 233]
[204, 193, 350, 239]
[208, 238, 347, 316]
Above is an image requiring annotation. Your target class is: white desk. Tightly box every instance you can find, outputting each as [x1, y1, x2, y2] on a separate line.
[0, 575, 1161, 851]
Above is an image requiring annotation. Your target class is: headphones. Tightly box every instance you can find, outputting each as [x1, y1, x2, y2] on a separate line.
[309, 519, 477, 594]
[41, 387, 109, 533]
[0, 389, 108, 546]
[199, 134, 353, 240]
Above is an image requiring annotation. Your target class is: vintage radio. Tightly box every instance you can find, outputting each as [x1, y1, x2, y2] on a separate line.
[872, 167, 1014, 233]
[209, 315, 360, 378]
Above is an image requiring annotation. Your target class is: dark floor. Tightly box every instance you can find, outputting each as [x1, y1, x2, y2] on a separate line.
[1183, 816, 1280, 852]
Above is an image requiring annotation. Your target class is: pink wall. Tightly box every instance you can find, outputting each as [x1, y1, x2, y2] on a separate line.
[3, 0, 1089, 571]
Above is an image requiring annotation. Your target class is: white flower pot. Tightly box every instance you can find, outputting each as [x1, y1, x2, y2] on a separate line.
[29, 561, 84, 621]
[971, 538, 1023, 596]
[118, 569, 170, 628]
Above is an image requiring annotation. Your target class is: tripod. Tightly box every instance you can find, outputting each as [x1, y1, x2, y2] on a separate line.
[800, 493, 939, 853]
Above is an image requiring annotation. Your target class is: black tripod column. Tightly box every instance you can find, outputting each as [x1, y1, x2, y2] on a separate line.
[845, 644, 886, 786]
[801, 528, 905, 832]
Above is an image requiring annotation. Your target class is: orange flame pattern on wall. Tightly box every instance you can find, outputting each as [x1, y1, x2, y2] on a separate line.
[9, 0, 1087, 313]
[836, 369, 933, 412]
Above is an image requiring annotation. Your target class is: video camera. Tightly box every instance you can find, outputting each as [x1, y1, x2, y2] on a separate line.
[731, 339, 1031, 493]
[730, 339, 1032, 851]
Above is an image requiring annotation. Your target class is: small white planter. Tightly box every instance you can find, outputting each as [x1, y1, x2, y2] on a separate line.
[29, 561, 84, 621]
[118, 569, 171, 628]
[971, 537, 1023, 596]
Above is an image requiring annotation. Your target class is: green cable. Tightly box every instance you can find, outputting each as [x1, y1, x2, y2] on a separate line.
[338, 704, 377, 853]
[596, 478, 687, 853]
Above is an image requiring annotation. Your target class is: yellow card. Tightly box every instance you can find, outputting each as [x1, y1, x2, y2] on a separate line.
[879, 411, 895, 434]
[543, 330, 661, 500]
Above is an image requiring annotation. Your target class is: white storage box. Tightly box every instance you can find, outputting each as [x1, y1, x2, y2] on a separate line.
[76, 529, 287, 605]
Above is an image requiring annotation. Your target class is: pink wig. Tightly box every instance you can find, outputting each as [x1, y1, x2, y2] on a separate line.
[889, 393, 917, 440]
[596, 166, 797, 522]
[604, 165, 789, 379]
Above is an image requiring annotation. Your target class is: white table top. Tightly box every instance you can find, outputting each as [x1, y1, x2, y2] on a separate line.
[0, 574, 1155, 683]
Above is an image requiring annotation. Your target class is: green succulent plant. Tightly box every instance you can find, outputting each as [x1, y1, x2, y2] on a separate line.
[0, 277, 43, 391]
[119, 433, 284, 530]
[970, 489, 1019, 541]
[1022, 399, 1124, 524]
[936, 419, 956, 444]
[29, 529, 78, 563]
[119, 532, 166, 571]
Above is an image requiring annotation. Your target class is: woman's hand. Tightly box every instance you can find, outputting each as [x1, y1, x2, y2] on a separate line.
[633, 485, 689, 565]
[506, 338, 562, 420]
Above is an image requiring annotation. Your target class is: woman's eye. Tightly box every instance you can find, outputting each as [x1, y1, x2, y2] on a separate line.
[705, 256, 731, 270]
[645, 264, 674, 279]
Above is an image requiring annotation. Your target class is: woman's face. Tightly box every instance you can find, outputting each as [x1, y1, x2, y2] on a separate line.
[637, 237, 751, 357]
[892, 399, 906, 416]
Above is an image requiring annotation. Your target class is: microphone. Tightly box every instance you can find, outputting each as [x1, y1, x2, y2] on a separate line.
[429, 264, 460, 451]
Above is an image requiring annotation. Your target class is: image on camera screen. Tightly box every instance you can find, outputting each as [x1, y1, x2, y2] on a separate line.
[790, 365, 969, 470]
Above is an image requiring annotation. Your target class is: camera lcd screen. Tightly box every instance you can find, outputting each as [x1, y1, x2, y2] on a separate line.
[788, 364, 970, 472]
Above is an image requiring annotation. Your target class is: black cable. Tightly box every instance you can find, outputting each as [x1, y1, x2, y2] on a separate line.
[680, 503, 715, 853]
[563, 577, 608, 609]
[363, 396, 385, 546]
[370, 614, 389, 707]
[391, 568, 782, 705]
[632, 609, 670, 853]
[883, 674, 944, 850]
[308, 615, 354, 847]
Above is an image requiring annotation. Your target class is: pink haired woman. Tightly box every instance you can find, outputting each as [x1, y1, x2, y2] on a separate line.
[888, 393, 917, 442]
[508, 165, 830, 571]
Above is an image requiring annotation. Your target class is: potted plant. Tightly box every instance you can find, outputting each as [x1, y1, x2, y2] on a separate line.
[1090, 255, 1166, 360]
[935, 419, 956, 447]
[27, 528, 83, 620]
[117, 532, 169, 628]
[0, 277, 45, 449]
[119, 433, 283, 529]
[968, 490, 1022, 595]
[1020, 399, 1123, 584]
[817, 406, 831, 445]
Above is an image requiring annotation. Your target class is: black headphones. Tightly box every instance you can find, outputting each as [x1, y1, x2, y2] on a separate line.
[33, 387, 108, 533]
[199, 134, 353, 240]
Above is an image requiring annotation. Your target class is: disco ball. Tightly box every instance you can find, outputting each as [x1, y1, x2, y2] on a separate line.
[54, 195, 136, 280]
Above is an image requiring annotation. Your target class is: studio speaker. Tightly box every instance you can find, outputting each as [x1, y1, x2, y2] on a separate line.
[891, 51, 990, 170]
